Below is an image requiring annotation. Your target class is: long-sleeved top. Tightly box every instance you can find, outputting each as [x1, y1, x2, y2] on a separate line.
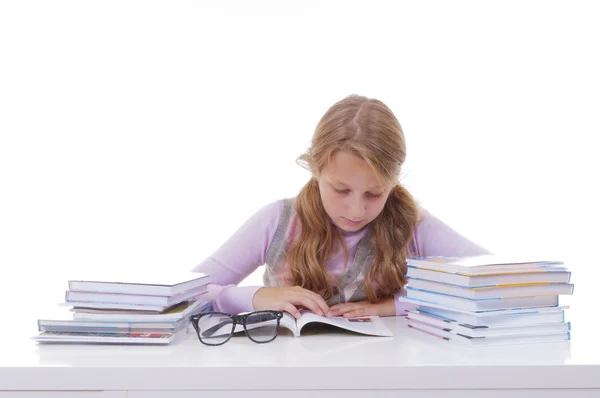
[191, 198, 491, 315]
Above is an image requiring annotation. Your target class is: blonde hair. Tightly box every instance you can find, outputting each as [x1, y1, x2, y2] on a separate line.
[288, 94, 419, 302]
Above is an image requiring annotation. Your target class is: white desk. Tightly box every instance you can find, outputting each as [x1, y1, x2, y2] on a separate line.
[1, 311, 599, 398]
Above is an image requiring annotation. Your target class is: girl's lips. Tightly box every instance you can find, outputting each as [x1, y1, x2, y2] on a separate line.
[342, 217, 364, 225]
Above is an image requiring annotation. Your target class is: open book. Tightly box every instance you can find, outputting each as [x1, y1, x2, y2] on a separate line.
[204, 311, 393, 338]
[279, 311, 393, 337]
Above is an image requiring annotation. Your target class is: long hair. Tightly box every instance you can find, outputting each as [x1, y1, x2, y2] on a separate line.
[287, 94, 420, 302]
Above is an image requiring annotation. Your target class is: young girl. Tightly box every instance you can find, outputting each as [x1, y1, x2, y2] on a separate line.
[192, 94, 489, 319]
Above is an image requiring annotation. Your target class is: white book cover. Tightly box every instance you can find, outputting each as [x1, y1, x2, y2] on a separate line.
[408, 254, 564, 268]
[408, 319, 570, 347]
[398, 297, 568, 326]
[72, 299, 211, 322]
[67, 272, 210, 296]
[32, 327, 190, 345]
[407, 255, 566, 276]
[405, 288, 559, 311]
[38, 318, 184, 330]
[407, 279, 574, 299]
[62, 301, 170, 312]
[407, 266, 571, 287]
[65, 285, 207, 306]
[406, 310, 570, 337]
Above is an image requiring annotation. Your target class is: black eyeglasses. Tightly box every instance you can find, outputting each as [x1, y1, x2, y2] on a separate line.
[189, 310, 284, 346]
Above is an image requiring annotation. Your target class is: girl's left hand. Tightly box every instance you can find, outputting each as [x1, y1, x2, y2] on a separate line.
[329, 297, 396, 318]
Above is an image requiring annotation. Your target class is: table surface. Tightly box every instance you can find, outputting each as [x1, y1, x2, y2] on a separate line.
[1, 294, 599, 391]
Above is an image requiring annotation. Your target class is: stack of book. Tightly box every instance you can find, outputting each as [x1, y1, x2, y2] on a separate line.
[399, 255, 573, 347]
[34, 273, 211, 345]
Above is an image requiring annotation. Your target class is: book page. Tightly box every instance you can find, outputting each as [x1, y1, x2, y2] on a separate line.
[296, 312, 393, 337]
[279, 313, 299, 336]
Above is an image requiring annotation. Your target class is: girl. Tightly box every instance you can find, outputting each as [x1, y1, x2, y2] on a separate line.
[192, 94, 489, 319]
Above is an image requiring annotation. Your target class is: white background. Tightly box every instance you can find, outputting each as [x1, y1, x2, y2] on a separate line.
[0, 1, 598, 333]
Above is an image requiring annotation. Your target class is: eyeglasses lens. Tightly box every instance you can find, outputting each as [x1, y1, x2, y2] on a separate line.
[245, 311, 279, 343]
[197, 314, 235, 345]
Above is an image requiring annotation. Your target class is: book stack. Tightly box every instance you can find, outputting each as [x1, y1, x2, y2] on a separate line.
[399, 255, 573, 347]
[34, 273, 212, 345]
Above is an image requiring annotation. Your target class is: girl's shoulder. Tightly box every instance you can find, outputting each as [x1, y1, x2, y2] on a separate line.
[252, 198, 288, 222]
[415, 204, 431, 223]
[251, 197, 297, 229]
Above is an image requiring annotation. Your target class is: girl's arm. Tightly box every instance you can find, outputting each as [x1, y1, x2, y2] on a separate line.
[394, 206, 492, 316]
[191, 200, 283, 314]
[410, 206, 491, 257]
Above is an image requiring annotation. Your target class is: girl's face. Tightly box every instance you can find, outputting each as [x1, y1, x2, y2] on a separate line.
[317, 150, 392, 233]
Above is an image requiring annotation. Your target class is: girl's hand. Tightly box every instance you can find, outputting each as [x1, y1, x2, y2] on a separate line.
[252, 286, 331, 320]
[329, 297, 396, 318]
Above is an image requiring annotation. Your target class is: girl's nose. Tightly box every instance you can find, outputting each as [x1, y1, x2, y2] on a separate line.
[347, 197, 366, 220]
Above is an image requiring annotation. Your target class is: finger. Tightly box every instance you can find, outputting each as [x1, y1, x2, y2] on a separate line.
[331, 300, 367, 310]
[292, 286, 331, 317]
[301, 290, 331, 317]
[343, 308, 366, 318]
[295, 297, 326, 316]
[329, 305, 347, 316]
[282, 302, 301, 319]
[331, 303, 359, 316]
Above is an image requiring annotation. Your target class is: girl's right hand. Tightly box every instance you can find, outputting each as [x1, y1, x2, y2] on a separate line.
[252, 286, 331, 319]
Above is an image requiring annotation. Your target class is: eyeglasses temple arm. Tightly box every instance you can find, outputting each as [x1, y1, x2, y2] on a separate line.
[201, 319, 234, 337]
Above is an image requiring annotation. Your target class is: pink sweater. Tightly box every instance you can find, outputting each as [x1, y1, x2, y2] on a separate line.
[192, 199, 490, 315]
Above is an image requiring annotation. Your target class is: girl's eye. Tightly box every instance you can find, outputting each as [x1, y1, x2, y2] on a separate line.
[333, 187, 381, 199]
[334, 188, 349, 194]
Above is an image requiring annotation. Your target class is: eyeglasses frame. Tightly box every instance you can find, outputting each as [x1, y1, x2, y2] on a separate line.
[189, 310, 284, 346]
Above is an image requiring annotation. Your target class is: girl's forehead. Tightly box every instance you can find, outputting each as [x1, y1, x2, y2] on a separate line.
[322, 151, 386, 189]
